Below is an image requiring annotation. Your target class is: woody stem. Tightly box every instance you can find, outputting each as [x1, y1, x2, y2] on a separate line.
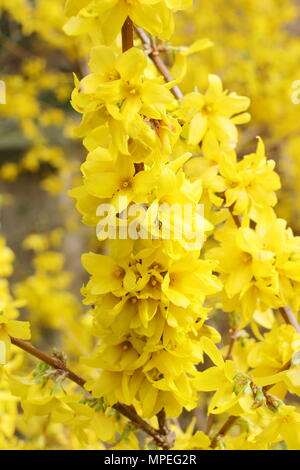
[10, 336, 172, 449]
[135, 26, 183, 100]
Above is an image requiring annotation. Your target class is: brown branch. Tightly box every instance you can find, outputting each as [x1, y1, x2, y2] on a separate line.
[135, 27, 183, 100]
[205, 413, 215, 435]
[114, 404, 172, 449]
[231, 212, 242, 228]
[156, 409, 176, 448]
[10, 336, 172, 449]
[10, 337, 85, 388]
[279, 306, 300, 333]
[210, 416, 237, 449]
[225, 328, 239, 361]
[217, 192, 242, 227]
[227, 203, 242, 227]
[157, 409, 169, 435]
[122, 17, 134, 52]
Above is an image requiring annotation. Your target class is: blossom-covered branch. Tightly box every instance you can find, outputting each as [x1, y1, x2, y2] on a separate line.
[10, 335, 174, 449]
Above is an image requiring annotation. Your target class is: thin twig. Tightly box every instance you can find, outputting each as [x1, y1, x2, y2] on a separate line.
[205, 413, 216, 435]
[10, 337, 85, 388]
[134, 27, 183, 100]
[210, 416, 237, 448]
[225, 328, 239, 361]
[157, 409, 169, 436]
[279, 306, 300, 333]
[10, 336, 172, 449]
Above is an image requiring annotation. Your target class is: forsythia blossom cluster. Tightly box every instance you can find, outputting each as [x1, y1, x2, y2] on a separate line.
[70, 44, 222, 417]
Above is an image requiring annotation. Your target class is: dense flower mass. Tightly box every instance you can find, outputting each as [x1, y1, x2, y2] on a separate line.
[176, 74, 250, 149]
[1, 0, 300, 452]
[70, 41, 223, 416]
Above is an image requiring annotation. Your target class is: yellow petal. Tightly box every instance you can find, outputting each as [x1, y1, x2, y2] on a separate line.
[195, 367, 225, 391]
[188, 113, 207, 145]
[64, 0, 90, 16]
[201, 336, 224, 368]
[6, 320, 31, 340]
[116, 47, 147, 82]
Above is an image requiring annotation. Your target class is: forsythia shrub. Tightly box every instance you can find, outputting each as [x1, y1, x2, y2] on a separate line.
[0, 0, 300, 451]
